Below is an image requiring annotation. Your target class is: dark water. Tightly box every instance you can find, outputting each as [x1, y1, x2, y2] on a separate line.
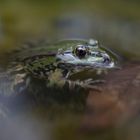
[0, 0, 140, 140]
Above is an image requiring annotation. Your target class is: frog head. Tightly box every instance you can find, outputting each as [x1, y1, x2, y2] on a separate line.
[56, 39, 114, 68]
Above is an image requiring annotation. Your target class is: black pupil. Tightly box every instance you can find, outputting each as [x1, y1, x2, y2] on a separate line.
[79, 49, 86, 56]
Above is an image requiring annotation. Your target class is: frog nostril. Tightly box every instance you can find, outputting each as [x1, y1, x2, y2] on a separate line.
[103, 57, 111, 63]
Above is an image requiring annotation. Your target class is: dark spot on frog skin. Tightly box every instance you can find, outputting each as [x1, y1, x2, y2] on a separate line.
[28, 63, 34, 67]
[44, 64, 56, 71]
[33, 69, 41, 76]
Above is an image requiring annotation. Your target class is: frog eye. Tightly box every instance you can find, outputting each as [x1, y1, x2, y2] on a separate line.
[75, 45, 87, 58]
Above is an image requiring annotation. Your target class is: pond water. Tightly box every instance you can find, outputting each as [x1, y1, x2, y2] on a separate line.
[0, 0, 140, 140]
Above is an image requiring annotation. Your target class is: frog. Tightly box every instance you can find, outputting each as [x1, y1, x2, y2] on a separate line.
[4, 38, 120, 94]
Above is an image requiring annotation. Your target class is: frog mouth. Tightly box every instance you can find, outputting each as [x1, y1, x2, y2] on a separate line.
[60, 59, 115, 69]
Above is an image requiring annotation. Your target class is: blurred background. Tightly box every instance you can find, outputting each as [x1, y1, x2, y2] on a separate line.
[0, 0, 140, 59]
[0, 0, 140, 140]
